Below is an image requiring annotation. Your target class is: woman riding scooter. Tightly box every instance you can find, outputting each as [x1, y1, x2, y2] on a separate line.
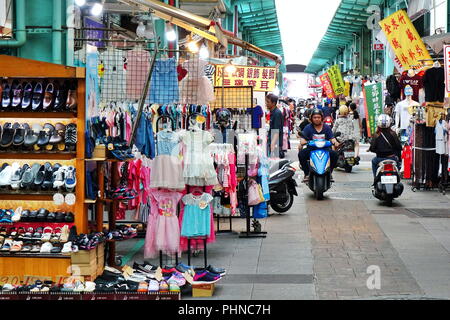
[368, 114, 402, 180]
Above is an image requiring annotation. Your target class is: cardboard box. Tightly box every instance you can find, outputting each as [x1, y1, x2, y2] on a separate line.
[71, 249, 96, 264]
[92, 145, 106, 158]
[192, 284, 215, 297]
[70, 261, 97, 276]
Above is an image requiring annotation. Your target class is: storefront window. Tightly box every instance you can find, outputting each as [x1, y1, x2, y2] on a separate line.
[429, 0, 447, 34]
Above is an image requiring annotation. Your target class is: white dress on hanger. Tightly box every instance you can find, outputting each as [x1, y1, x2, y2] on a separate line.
[435, 120, 447, 155]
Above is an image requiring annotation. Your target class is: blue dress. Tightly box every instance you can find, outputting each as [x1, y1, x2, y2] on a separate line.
[181, 193, 213, 237]
[149, 57, 179, 105]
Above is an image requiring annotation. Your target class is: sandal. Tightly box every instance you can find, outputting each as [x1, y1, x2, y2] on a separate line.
[32, 226, 43, 241]
[51, 227, 62, 243]
[10, 241, 23, 252]
[23, 227, 34, 241]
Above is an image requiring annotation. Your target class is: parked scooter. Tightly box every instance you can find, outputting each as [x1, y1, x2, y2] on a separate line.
[372, 159, 404, 206]
[335, 135, 358, 173]
[268, 160, 300, 213]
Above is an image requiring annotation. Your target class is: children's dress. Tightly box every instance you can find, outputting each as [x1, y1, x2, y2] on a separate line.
[181, 193, 213, 237]
[179, 58, 215, 105]
[150, 130, 185, 190]
[149, 57, 179, 105]
[144, 189, 183, 257]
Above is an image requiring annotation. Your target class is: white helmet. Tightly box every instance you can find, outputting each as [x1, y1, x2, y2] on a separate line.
[377, 114, 392, 128]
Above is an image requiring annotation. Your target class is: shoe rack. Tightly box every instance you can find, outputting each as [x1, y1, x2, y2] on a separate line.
[0, 55, 87, 279]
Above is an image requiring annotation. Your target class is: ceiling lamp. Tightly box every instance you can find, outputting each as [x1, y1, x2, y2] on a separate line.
[91, 2, 103, 16]
[166, 23, 177, 42]
[75, 0, 86, 6]
[199, 44, 209, 59]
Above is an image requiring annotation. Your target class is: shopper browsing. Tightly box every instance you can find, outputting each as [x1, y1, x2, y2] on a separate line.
[266, 93, 284, 158]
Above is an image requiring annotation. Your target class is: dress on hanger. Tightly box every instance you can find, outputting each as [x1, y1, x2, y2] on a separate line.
[126, 50, 151, 100]
[179, 57, 215, 105]
[180, 193, 214, 237]
[435, 120, 447, 155]
[149, 57, 179, 105]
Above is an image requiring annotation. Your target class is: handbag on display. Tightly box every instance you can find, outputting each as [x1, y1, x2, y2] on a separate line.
[248, 179, 264, 206]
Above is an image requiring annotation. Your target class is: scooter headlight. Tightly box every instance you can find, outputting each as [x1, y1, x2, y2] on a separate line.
[315, 141, 326, 148]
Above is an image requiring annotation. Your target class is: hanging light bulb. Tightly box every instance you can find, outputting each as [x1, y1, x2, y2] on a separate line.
[91, 2, 103, 16]
[166, 23, 177, 42]
[225, 61, 236, 74]
[199, 45, 209, 59]
[75, 0, 86, 6]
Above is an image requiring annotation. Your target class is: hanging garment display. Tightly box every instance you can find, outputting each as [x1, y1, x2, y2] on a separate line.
[100, 48, 126, 101]
[352, 76, 362, 100]
[423, 66, 445, 103]
[402, 145, 412, 179]
[150, 129, 185, 190]
[435, 120, 448, 155]
[126, 50, 151, 100]
[395, 98, 418, 130]
[399, 71, 424, 102]
[386, 74, 401, 102]
[180, 128, 218, 186]
[180, 192, 214, 237]
[144, 189, 183, 258]
[149, 57, 179, 105]
[179, 57, 215, 105]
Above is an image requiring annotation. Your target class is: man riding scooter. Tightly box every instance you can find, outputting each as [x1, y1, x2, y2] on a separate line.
[298, 109, 340, 182]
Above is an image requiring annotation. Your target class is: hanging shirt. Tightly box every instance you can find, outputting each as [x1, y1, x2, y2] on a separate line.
[423, 67, 445, 103]
[395, 99, 414, 130]
[399, 72, 423, 102]
[149, 57, 179, 105]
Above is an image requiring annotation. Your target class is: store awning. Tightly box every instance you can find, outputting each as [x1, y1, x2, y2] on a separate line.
[118, 0, 282, 65]
[423, 32, 450, 54]
[305, 0, 384, 74]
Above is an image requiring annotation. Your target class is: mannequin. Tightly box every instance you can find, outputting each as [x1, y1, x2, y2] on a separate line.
[395, 85, 419, 132]
[400, 68, 424, 102]
[352, 71, 362, 100]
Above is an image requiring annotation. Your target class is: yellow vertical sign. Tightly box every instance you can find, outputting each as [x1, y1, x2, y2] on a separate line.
[327, 65, 345, 96]
[379, 10, 432, 71]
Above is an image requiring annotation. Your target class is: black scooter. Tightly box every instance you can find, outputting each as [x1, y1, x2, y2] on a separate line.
[335, 137, 359, 173]
[372, 159, 404, 206]
[268, 160, 299, 213]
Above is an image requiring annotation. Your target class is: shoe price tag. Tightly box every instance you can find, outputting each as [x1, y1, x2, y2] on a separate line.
[53, 193, 65, 205]
[65, 193, 76, 206]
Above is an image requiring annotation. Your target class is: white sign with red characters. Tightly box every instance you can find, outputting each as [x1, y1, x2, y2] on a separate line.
[444, 45, 450, 94]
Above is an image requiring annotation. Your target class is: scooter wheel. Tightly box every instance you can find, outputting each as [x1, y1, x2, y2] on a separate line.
[270, 193, 294, 213]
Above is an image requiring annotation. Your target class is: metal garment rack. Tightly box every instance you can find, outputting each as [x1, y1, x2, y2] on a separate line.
[239, 154, 267, 239]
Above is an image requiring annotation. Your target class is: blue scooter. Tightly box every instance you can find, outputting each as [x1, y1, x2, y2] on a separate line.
[306, 138, 336, 200]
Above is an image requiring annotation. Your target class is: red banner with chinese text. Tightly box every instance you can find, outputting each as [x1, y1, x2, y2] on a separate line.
[319, 73, 335, 99]
[379, 10, 432, 71]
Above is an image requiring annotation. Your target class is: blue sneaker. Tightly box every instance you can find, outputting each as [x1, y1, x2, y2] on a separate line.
[64, 166, 76, 190]
[0, 209, 13, 223]
[176, 263, 195, 273]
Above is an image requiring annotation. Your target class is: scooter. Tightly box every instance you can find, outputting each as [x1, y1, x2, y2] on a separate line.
[335, 136, 358, 173]
[324, 116, 334, 128]
[268, 160, 300, 213]
[306, 138, 336, 200]
[372, 159, 404, 206]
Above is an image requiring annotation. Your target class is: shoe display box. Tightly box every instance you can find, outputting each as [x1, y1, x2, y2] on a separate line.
[192, 283, 215, 297]
[0, 55, 89, 280]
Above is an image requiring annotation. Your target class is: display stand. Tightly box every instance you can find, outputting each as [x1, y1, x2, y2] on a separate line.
[239, 154, 267, 239]
[0, 55, 87, 279]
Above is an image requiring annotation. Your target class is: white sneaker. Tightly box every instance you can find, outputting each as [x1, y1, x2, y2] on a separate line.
[53, 166, 67, 189]
[61, 241, 73, 255]
[40, 242, 53, 253]
[84, 281, 96, 292]
[148, 280, 159, 292]
[0, 165, 13, 186]
[11, 207, 22, 222]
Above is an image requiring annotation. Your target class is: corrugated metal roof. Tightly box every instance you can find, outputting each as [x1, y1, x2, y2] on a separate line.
[236, 0, 284, 65]
[305, 0, 384, 74]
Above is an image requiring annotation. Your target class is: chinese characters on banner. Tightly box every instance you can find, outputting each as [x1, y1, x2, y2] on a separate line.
[214, 65, 277, 92]
[364, 83, 383, 137]
[379, 10, 432, 71]
[319, 73, 335, 99]
[327, 65, 345, 96]
[444, 45, 450, 94]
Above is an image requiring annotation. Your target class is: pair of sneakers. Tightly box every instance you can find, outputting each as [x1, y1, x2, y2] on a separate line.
[146, 279, 179, 293]
[53, 165, 76, 190]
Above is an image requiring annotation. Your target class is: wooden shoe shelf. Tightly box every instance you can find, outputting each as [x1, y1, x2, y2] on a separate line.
[0, 55, 87, 279]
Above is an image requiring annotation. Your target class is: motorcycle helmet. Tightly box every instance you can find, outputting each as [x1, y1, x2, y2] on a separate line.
[216, 108, 231, 127]
[309, 108, 324, 121]
[377, 114, 392, 128]
[339, 105, 349, 116]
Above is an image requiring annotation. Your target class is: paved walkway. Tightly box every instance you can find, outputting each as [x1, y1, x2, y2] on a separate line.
[116, 140, 450, 300]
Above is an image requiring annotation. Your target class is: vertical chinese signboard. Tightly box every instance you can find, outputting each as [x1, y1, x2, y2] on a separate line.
[319, 73, 335, 99]
[214, 65, 277, 92]
[379, 10, 432, 70]
[327, 65, 345, 96]
[444, 45, 450, 95]
[364, 83, 383, 137]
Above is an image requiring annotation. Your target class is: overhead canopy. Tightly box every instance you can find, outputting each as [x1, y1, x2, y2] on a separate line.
[119, 0, 282, 64]
[305, 0, 384, 74]
[234, 0, 285, 62]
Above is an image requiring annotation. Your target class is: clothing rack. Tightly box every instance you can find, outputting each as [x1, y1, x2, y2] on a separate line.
[239, 154, 267, 239]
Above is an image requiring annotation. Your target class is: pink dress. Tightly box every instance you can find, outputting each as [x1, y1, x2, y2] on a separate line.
[144, 189, 183, 258]
[126, 50, 150, 100]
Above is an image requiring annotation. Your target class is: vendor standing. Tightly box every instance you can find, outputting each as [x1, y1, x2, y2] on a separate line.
[266, 93, 284, 158]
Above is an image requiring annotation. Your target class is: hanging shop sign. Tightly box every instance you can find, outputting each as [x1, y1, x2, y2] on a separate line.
[214, 65, 277, 92]
[379, 10, 432, 71]
[444, 45, 450, 94]
[327, 65, 345, 96]
[319, 73, 335, 99]
[363, 82, 383, 137]
[373, 42, 384, 51]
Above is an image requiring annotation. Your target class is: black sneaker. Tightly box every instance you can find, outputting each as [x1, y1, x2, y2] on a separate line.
[65, 123, 77, 151]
